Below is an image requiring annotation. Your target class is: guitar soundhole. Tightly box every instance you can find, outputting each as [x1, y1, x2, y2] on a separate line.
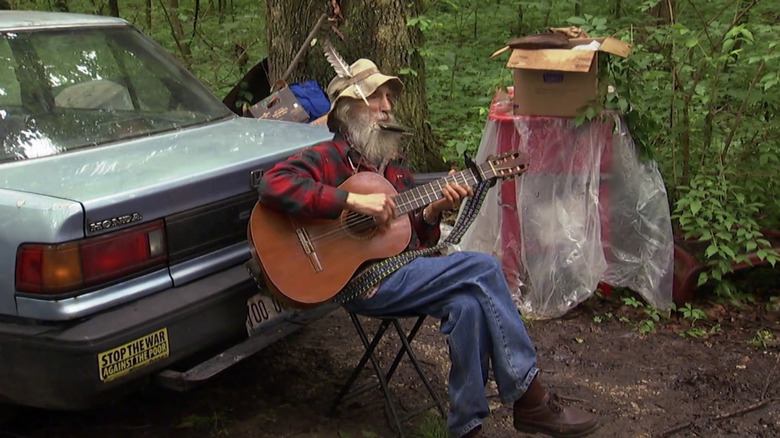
[341, 211, 378, 240]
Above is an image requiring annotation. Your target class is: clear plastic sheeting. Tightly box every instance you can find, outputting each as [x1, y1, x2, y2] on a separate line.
[600, 117, 674, 311]
[459, 90, 673, 319]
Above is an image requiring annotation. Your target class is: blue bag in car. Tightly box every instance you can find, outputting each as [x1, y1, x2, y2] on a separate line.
[289, 81, 330, 121]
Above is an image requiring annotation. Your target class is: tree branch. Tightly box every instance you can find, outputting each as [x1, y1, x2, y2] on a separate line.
[657, 397, 778, 437]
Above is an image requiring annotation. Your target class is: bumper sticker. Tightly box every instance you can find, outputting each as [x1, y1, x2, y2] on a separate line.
[98, 328, 169, 383]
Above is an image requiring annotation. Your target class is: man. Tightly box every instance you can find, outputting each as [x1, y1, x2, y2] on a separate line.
[257, 58, 599, 438]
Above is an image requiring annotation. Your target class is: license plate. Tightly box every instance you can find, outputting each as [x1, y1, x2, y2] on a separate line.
[245, 293, 288, 336]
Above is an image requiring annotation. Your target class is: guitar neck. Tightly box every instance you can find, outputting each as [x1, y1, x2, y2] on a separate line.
[393, 168, 481, 215]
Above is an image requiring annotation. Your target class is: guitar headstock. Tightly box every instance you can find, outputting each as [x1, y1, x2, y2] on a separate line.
[479, 151, 530, 182]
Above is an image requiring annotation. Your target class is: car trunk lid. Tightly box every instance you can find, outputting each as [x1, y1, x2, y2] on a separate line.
[1, 117, 332, 286]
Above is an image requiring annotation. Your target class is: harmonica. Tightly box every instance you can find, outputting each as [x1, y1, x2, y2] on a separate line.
[377, 122, 414, 135]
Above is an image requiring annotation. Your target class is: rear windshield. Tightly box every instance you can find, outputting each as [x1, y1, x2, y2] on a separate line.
[0, 26, 233, 163]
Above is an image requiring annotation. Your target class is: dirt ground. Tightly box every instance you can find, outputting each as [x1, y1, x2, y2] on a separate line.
[2, 290, 779, 438]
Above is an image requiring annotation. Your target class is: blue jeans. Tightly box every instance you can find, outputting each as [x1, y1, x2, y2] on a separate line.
[343, 251, 539, 438]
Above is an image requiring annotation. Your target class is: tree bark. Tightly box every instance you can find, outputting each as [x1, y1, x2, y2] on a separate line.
[145, 0, 152, 29]
[265, 0, 444, 172]
[108, 0, 119, 17]
[650, 0, 674, 24]
[265, 1, 331, 89]
[53, 0, 69, 12]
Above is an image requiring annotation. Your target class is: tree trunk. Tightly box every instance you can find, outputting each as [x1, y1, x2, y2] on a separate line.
[108, 0, 119, 17]
[265, 0, 444, 172]
[145, 0, 152, 29]
[53, 0, 69, 12]
[650, 0, 674, 24]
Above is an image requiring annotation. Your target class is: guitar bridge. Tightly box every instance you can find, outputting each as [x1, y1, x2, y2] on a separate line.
[295, 227, 323, 273]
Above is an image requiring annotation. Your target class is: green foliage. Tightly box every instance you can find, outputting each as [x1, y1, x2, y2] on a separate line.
[621, 3, 780, 303]
[672, 302, 717, 339]
[678, 325, 711, 339]
[421, 1, 517, 165]
[619, 295, 719, 338]
[176, 410, 232, 436]
[412, 412, 448, 438]
[768, 296, 780, 312]
[145, 4, 267, 99]
[621, 296, 644, 308]
[620, 295, 664, 334]
[673, 169, 780, 300]
[749, 329, 775, 349]
[638, 305, 662, 335]
[677, 303, 706, 325]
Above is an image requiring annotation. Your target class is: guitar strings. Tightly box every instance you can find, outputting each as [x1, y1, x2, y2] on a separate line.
[303, 198, 423, 245]
[302, 193, 449, 245]
[303, 171, 482, 244]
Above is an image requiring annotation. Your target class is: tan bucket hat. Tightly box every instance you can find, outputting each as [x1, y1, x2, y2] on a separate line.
[326, 58, 403, 133]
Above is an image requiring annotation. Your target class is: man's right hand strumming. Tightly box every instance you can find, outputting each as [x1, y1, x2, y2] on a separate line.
[346, 193, 397, 228]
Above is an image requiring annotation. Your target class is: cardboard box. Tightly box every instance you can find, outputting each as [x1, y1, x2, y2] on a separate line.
[248, 86, 309, 122]
[506, 37, 632, 117]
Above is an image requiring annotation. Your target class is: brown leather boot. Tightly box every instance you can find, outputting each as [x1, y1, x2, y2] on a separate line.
[513, 392, 599, 437]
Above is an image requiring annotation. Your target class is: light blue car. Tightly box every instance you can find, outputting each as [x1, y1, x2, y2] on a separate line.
[0, 11, 333, 411]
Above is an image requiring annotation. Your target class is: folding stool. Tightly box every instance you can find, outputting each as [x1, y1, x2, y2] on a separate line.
[330, 312, 447, 437]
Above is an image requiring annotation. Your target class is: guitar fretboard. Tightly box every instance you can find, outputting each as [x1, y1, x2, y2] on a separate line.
[393, 168, 481, 215]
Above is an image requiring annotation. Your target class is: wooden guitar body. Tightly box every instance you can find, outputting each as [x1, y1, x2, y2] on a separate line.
[248, 172, 412, 307]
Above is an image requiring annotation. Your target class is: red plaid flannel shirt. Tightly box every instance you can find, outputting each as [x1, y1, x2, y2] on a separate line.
[257, 136, 441, 250]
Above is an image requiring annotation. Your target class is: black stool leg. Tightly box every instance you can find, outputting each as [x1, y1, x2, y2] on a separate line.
[331, 313, 388, 411]
[383, 316, 425, 381]
[331, 313, 406, 437]
[389, 317, 447, 418]
[332, 313, 447, 437]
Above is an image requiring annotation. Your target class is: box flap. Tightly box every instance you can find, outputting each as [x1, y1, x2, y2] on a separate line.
[568, 37, 632, 58]
[598, 37, 632, 57]
[507, 48, 596, 72]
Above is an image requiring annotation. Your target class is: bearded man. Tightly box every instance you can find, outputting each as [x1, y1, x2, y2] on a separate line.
[256, 59, 599, 438]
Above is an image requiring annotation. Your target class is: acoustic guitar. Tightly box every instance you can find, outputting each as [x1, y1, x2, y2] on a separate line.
[247, 151, 529, 307]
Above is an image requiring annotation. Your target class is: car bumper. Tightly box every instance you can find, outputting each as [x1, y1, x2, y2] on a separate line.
[0, 264, 269, 410]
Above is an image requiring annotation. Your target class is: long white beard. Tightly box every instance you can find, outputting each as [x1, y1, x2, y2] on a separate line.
[345, 109, 401, 166]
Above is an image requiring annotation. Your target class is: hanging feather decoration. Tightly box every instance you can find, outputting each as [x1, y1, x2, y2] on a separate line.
[323, 40, 351, 78]
[323, 40, 369, 106]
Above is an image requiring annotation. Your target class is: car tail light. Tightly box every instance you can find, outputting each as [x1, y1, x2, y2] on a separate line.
[16, 220, 167, 295]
